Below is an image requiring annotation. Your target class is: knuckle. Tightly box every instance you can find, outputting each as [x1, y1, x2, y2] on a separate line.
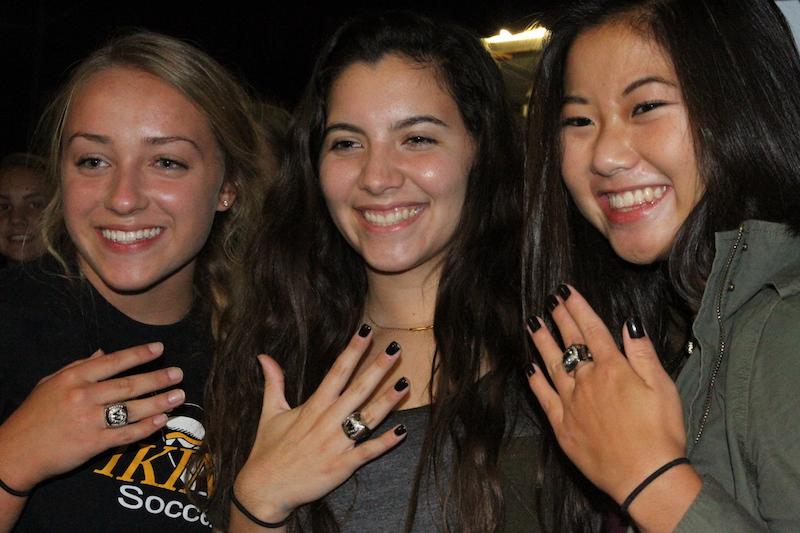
[329, 358, 355, 382]
[581, 320, 606, 341]
[65, 386, 90, 407]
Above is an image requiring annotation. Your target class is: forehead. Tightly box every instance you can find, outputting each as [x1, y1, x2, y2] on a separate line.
[564, 22, 676, 91]
[327, 54, 458, 119]
[64, 66, 214, 140]
[0, 167, 45, 195]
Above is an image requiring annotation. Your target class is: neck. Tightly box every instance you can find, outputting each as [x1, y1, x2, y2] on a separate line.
[365, 262, 440, 329]
[78, 258, 195, 326]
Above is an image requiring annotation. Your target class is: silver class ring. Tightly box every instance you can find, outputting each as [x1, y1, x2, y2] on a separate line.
[341, 411, 371, 442]
[562, 344, 594, 373]
[105, 402, 129, 428]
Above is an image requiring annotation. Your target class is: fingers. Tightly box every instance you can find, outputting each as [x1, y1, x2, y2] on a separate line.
[313, 325, 374, 405]
[333, 340, 401, 419]
[545, 286, 585, 348]
[93, 366, 183, 404]
[258, 354, 291, 420]
[123, 388, 186, 424]
[357, 376, 411, 432]
[527, 316, 574, 394]
[344, 424, 408, 471]
[104, 413, 171, 448]
[553, 285, 620, 362]
[526, 363, 565, 430]
[622, 317, 669, 386]
[80, 342, 165, 382]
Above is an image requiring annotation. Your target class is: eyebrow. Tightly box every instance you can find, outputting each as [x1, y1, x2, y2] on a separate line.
[562, 76, 678, 106]
[623, 76, 677, 96]
[323, 115, 449, 138]
[65, 132, 200, 152]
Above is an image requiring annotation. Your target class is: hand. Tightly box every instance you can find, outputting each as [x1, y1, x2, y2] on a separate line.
[0, 342, 185, 491]
[526, 285, 690, 505]
[232, 326, 410, 525]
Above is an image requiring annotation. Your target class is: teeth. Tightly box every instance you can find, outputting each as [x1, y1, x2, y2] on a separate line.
[608, 186, 666, 210]
[101, 227, 162, 243]
[363, 207, 423, 227]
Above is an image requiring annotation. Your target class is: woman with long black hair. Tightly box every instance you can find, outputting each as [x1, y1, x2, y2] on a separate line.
[202, 12, 595, 533]
[524, 1, 800, 531]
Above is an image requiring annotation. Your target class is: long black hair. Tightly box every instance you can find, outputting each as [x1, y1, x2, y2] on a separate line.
[524, 0, 800, 364]
[201, 11, 567, 532]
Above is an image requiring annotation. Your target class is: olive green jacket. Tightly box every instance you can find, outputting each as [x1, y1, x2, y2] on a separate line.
[675, 220, 800, 531]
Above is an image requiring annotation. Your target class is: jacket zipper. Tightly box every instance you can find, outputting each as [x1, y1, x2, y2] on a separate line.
[693, 224, 745, 445]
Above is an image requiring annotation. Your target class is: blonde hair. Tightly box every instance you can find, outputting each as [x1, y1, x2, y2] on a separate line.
[38, 30, 270, 334]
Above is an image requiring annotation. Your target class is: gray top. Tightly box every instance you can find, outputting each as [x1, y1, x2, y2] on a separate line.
[325, 392, 540, 532]
[674, 221, 800, 531]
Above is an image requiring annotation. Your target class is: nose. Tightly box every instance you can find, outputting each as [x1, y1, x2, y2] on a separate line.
[9, 205, 28, 227]
[358, 143, 403, 195]
[590, 119, 638, 177]
[104, 164, 148, 214]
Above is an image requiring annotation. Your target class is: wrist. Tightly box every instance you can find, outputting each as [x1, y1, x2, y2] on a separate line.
[625, 461, 702, 532]
[231, 489, 292, 529]
[233, 475, 293, 525]
[0, 426, 43, 491]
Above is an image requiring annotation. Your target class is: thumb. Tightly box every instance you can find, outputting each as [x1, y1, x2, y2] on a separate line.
[257, 354, 290, 420]
[621, 316, 670, 386]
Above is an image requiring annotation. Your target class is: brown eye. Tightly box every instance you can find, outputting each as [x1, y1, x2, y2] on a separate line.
[632, 101, 666, 116]
[561, 116, 592, 127]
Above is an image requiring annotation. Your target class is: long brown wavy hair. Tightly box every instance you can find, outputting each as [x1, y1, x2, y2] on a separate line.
[199, 11, 577, 532]
[36, 30, 269, 332]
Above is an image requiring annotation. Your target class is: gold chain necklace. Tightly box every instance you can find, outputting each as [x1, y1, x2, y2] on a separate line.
[366, 311, 434, 332]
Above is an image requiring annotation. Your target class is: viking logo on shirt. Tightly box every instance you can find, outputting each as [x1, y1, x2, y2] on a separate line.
[93, 403, 212, 526]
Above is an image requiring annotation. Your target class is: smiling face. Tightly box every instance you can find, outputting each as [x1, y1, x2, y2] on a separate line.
[560, 22, 703, 264]
[0, 166, 47, 262]
[61, 67, 234, 313]
[319, 54, 474, 278]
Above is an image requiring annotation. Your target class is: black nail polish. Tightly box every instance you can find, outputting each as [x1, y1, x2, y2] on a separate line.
[557, 284, 571, 301]
[394, 424, 407, 436]
[358, 323, 372, 338]
[526, 316, 541, 332]
[545, 294, 559, 312]
[626, 316, 646, 339]
[386, 341, 401, 355]
[394, 377, 409, 392]
[526, 363, 536, 377]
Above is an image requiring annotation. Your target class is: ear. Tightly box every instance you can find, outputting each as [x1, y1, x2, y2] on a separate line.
[216, 181, 237, 212]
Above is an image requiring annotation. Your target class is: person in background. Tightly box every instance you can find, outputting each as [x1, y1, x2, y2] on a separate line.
[0, 153, 48, 267]
[523, 0, 800, 531]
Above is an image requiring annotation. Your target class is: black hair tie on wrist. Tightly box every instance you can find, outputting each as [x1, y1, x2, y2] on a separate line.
[0, 477, 31, 498]
[620, 457, 690, 515]
[231, 491, 291, 529]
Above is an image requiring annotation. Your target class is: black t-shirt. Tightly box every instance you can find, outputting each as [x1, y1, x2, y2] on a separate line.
[0, 262, 213, 531]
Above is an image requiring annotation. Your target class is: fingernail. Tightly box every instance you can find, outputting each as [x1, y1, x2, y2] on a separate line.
[526, 363, 536, 377]
[153, 414, 168, 426]
[358, 323, 372, 338]
[386, 341, 401, 356]
[394, 377, 409, 392]
[557, 284, 571, 301]
[526, 316, 541, 333]
[168, 389, 185, 404]
[166, 367, 183, 381]
[626, 316, 646, 339]
[545, 294, 559, 312]
[148, 342, 164, 355]
[394, 424, 407, 436]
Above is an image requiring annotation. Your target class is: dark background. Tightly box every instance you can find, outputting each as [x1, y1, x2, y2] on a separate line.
[0, 0, 559, 154]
